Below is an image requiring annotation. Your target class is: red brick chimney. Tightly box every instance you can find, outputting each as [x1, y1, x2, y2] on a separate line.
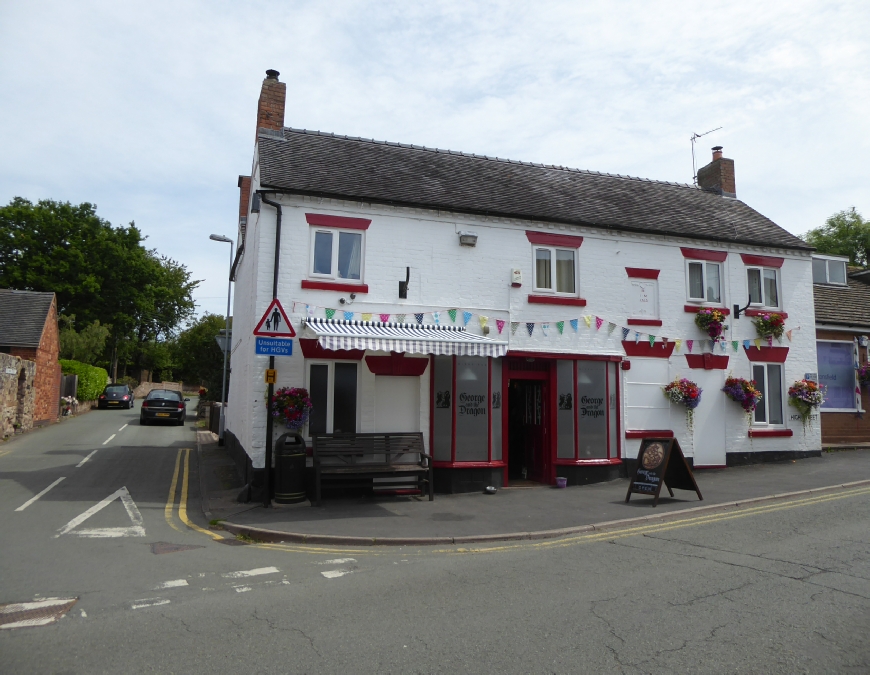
[697, 146, 735, 197]
[256, 69, 286, 138]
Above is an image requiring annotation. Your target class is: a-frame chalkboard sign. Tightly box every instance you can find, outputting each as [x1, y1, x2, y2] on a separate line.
[625, 438, 703, 507]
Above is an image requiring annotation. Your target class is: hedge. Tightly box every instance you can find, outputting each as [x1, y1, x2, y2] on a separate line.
[59, 359, 109, 402]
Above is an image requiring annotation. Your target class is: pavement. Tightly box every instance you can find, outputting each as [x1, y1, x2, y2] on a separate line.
[195, 430, 870, 546]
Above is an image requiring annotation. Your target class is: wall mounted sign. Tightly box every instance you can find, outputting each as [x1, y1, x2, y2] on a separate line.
[625, 438, 702, 506]
[253, 299, 296, 337]
[255, 337, 293, 356]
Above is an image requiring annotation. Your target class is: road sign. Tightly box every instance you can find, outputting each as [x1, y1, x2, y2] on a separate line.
[265, 368, 277, 384]
[253, 299, 295, 337]
[256, 337, 293, 356]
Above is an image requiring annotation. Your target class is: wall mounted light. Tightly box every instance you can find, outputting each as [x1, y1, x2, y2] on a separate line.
[458, 231, 478, 247]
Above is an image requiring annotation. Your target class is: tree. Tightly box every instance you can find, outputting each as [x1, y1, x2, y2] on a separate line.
[803, 207, 870, 267]
[0, 197, 199, 378]
[170, 313, 228, 401]
[59, 315, 111, 364]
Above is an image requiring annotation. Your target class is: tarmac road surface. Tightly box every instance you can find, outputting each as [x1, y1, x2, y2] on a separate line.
[1, 406, 869, 673]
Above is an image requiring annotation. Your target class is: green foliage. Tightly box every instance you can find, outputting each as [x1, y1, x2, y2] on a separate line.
[59, 315, 111, 364]
[60, 359, 109, 401]
[804, 207, 870, 267]
[170, 313, 227, 401]
[116, 375, 139, 389]
[0, 197, 199, 376]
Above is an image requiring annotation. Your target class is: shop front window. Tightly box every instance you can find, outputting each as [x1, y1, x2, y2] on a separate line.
[455, 357, 489, 461]
[577, 361, 608, 458]
[432, 356, 453, 461]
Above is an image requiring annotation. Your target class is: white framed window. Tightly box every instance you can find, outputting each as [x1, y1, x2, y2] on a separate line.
[306, 361, 359, 435]
[817, 340, 861, 411]
[746, 266, 780, 308]
[752, 363, 785, 426]
[533, 246, 577, 295]
[685, 260, 722, 303]
[812, 256, 848, 285]
[309, 229, 364, 282]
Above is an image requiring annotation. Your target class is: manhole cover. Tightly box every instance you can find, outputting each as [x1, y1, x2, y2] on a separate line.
[150, 542, 206, 555]
[0, 598, 78, 629]
[215, 538, 249, 546]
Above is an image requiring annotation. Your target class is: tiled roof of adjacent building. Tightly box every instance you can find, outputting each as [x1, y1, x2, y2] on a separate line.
[814, 271, 870, 328]
[258, 127, 812, 251]
[0, 290, 55, 347]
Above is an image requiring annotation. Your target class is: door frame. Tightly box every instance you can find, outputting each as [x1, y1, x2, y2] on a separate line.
[503, 360, 556, 486]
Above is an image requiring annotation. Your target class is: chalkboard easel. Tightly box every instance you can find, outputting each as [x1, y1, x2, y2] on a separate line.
[625, 438, 703, 507]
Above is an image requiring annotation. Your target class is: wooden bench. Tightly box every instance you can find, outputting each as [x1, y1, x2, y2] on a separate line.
[311, 432, 434, 506]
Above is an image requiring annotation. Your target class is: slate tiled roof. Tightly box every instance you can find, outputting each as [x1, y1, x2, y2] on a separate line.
[0, 290, 55, 347]
[814, 275, 870, 328]
[258, 128, 812, 251]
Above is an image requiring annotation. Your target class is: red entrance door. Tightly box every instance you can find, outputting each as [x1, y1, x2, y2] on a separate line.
[507, 377, 552, 484]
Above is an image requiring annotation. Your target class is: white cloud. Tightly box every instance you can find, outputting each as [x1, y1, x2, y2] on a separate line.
[1, 0, 868, 317]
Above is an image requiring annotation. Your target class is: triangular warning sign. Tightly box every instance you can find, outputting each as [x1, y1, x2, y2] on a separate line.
[54, 487, 146, 538]
[253, 299, 296, 337]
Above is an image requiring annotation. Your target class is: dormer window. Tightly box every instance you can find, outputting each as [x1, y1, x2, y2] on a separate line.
[812, 256, 848, 285]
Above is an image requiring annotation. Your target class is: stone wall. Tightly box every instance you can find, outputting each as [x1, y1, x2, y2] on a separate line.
[132, 381, 183, 399]
[0, 353, 36, 438]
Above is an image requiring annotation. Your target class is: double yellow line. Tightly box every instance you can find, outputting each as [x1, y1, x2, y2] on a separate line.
[165, 447, 223, 540]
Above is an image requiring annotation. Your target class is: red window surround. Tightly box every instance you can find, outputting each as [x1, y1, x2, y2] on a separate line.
[748, 429, 794, 438]
[622, 340, 676, 358]
[685, 354, 730, 370]
[625, 430, 674, 439]
[625, 268, 660, 279]
[365, 353, 429, 376]
[740, 253, 784, 268]
[525, 231, 584, 247]
[305, 213, 371, 230]
[680, 247, 728, 262]
[743, 309, 788, 319]
[299, 339, 365, 360]
[684, 305, 730, 315]
[626, 318, 662, 327]
[301, 280, 369, 293]
[743, 346, 789, 363]
[527, 295, 587, 307]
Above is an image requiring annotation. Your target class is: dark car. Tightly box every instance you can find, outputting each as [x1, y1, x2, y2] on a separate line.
[98, 384, 135, 409]
[140, 389, 189, 426]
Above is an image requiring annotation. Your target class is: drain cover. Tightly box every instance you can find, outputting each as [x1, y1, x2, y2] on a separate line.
[150, 542, 205, 555]
[0, 598, 78, 629]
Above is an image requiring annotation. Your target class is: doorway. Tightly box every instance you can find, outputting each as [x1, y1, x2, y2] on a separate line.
[508, 379, 550, 484]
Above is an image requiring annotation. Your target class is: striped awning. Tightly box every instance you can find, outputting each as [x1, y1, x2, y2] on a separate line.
[304, 318, 508, 357]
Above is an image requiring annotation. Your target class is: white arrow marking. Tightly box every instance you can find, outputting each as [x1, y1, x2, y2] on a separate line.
[55, 486, 145, 538]
[15, 478, 66, 511]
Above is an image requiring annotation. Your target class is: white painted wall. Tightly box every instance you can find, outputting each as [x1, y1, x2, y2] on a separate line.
[228, 186, 819, 468]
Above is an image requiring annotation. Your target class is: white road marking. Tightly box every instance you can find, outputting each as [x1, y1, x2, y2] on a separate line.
[317, 558, 356, 565]
[233, 586, 252, 593]
[221, 566, 280, 579]
[118, 424, 128, 431]
[76, 450, 98, 468]
[55, 486, 146, 538]
[321, 570, 352, 579]
[155, 579, 188, 589]
[102, 434, 116, 445]
[131, 598, 170, 610]
[0, 598, 76, 614]
[15, 478, 66, 511]
[2, 618, 58, 629]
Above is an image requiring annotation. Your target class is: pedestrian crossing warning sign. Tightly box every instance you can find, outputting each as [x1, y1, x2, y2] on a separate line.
[253, 299, 295, 337]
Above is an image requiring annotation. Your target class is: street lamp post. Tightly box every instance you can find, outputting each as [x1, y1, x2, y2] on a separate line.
[209, 234, 234, 445]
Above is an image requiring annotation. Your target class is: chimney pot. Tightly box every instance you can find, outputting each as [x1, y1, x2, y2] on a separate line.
[712, 146, 723, 160]
[266, 69, 280, 80]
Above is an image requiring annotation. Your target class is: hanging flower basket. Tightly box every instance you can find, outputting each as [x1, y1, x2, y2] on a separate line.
[858, 364, 870, 388]
[787, 379, 826, 431]
[270, 387, 313, 430]
[694, 308, 727, 340]
[663, 378, 702, 433]
[752, 313, 785, 340]
[722, 376, 762, 428]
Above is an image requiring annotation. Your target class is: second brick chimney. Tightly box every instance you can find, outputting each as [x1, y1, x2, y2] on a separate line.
[256, 69, 286, 138]
[697, 146, 736, 197]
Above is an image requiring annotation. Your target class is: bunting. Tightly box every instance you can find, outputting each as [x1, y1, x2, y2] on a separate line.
[635, 331, 641, 343]
[433, 311, 440, 325]
[754, 339, 762, 349]
[675, 339, 682, 352]
[414, 313, 424, 324]
[511, 322, 519, 336]
[496, 319, 505, 334]
[686, 339, 693, 353]
[648, 334, 656, 347]
[570, 319, 579, 332]
[607, 322, 617, 335]
[542, 323, 550, 337]
[463, 311, 472, 326]
[361, 313, 372, 322]
[595, 316, 604, 330]
[396, 314, 406, 324]
[584, 316, 592, 328]
[732, 340, 739, 352]
[557, 321, 565, 335]
[479, 316, 489, 330]
[622, 327, 630, 340]
[448, 309, 457, 323]
[786, 329, 793, 341]
[379, 313, 390, 323]
[325, 308, 336, 320]
[526, 322, 535, 337]
[343, 311, 354, 321]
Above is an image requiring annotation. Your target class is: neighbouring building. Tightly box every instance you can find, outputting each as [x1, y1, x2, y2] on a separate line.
[226, 70, 821, 494]
[813, 258, 870, 444]
[0, 289, 62, 425]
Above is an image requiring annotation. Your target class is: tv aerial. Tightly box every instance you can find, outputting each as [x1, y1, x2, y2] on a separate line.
[690, 127, 722, 185]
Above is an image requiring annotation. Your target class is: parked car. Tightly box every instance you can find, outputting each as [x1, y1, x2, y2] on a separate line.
[97, 384, 135, 409]
[140, 389, 189, 426]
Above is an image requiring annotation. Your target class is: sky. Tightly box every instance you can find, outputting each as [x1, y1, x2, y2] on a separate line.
[1, 1, 868, 320]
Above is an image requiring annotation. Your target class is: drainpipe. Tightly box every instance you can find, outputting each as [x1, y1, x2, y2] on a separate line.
[258, 192, 282, 508]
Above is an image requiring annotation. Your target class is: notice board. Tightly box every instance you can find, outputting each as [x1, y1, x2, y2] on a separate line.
[625, 438, 703, 506]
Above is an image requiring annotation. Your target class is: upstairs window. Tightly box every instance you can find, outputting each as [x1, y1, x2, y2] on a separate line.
[686, 260, 722, 303]
[812, 256, 847, 285]
[747, 267, 780, 308]
[311, 229, 363, 281]
[534, 247, 576, 294]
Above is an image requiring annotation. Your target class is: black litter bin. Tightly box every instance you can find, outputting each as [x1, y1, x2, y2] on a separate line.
[274, 432, 307, 504]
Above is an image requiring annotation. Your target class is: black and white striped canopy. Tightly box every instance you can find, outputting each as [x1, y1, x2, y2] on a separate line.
[304, 318, 508, 357]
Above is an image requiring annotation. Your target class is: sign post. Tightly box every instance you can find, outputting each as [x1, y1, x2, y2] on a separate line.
[625, 438, 703, 506]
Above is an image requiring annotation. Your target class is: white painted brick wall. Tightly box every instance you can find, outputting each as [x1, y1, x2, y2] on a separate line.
[229, 187, 819, 468]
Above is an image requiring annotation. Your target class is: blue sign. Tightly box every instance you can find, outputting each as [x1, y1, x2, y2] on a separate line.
[255, 337, 293, 356]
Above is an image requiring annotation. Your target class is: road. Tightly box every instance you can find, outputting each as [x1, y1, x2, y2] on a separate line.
[1, 406, 869, 674]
